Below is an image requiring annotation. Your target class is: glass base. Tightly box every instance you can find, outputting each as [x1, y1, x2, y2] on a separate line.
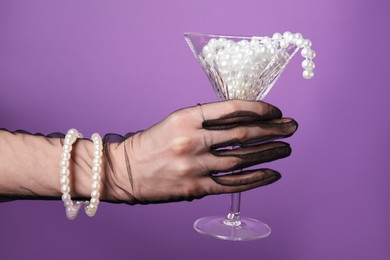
[193, 215, 271, 241]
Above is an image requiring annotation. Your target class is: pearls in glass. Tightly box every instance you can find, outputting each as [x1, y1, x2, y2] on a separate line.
[60, 129, 103, 220]
[201, 31, 316, 82]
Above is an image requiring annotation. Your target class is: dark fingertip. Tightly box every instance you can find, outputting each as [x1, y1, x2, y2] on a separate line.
[262, 169, 282, 185]
[210, 169, 282, 187]
[269, 105, 283, 118]
[288, 118, 299, 134]
[249, 169, 282, 186]
[210, 141, 292, 174]
[272, 141, 292, 159]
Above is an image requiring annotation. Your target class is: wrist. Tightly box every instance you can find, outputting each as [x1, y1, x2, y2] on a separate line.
[101, 139, 137, 204]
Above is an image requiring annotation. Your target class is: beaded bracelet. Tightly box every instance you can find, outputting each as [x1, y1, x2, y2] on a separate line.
[60, 129, 103, 220]
[86, 133, 103, 217]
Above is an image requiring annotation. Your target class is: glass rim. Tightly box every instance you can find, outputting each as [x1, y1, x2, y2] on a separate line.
[184, 32, 265, 40]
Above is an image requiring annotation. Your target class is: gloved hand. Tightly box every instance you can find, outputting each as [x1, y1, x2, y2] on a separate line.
[103, 100, 298, 204]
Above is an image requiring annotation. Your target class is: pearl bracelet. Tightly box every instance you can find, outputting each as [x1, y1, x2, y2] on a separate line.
[86, 133, 103, 217]
[60, 129, 103, 220]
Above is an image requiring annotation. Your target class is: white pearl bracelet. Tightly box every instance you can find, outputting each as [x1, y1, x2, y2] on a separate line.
[60, 129, 103, 220]
[86, 133, 103, 217]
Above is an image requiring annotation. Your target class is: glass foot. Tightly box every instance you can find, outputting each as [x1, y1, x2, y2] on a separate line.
[193, 215, 271, 241]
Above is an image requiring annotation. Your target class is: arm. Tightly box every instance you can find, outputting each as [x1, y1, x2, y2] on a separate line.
[0, 100, 298, 204]
[0, 130, 102, 201]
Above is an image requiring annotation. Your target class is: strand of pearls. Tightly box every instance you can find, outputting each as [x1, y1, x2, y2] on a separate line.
[278, 31, 316, 79]
[60, 129, 103, 220]
[86, 133, 103, 217]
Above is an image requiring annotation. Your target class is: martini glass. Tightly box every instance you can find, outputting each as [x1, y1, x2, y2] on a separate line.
[185, 32, 300, 241]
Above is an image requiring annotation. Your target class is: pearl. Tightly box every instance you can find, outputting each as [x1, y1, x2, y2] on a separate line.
[217, 38, 227, 44]
[60, 168, 70, 176]
[295, 38, 304, 48]
[62, 144, 72, 152]
[64, 138, 73, 145]
[302, 39, 312, 48]
[92, 165, 101, 173]
[91, 190, 100, 198]
[205, 53, 213, 59]
[208, 38, 217, 46]
[308, 49, 316, 59]
[94, 150, 102, 157]
[272, 32, 282, 40]
[202, 45, 210, 54]
[246, 49, 254, 56]
[283, 31, 292, 40]
[93, 158, 102, 165]
[61, 185, 70, 193]
[92, 134, 100, 141]
[268, 47, 276, 55]
[60, 159, 69, 168]
[283, 31, 294, 43]
[225, 41, 234, 49]
[260, 35, 269, 41]
[238, 39, 249, 46]
[66, 206, 74, 213]
[88, 204, 96, 210]
[303, 69, 314, 79]
[60, 176, 69, 185]
[61, 151, 71, 159]
[279, 39, 289, 49]
[66, 206, 79, 220]
[86, 207, 97, 217]
[250, 39, 260, 48]
[294, 33, 303, 40]
[301, 48, 311, 58]
[64, 200, 73, 207]
[91, 181, 100, 190]
[302, 59, 315, 70]
[62, 193, 71, 201]
[90, 198, 99, 205]
[68, 129, 77, 136]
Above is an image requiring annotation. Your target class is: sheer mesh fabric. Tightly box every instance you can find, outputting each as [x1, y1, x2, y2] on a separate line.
[0, 103, 297, 204]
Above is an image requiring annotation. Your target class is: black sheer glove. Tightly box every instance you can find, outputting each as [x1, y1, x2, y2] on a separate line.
[104, 100, 298, 205]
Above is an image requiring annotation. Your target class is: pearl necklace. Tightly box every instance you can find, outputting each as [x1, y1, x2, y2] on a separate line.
[60, 129, 103, 220]
[201, 31, 316, 83]
[278, 31, 316, 79]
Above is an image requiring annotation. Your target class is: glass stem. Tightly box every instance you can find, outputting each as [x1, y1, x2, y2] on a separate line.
[224, 192, 242, 227]
[223, 145, 243, 227]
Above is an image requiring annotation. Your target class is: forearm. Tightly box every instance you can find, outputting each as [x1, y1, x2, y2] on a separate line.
[0, 101, 297, 206]
[0, 130, 106, 201]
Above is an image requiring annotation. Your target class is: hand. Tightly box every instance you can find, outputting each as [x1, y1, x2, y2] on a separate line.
[105, 100, 298, 204]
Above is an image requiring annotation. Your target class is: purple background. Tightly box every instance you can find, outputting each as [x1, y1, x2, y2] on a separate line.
[0, 0, 389, 259]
